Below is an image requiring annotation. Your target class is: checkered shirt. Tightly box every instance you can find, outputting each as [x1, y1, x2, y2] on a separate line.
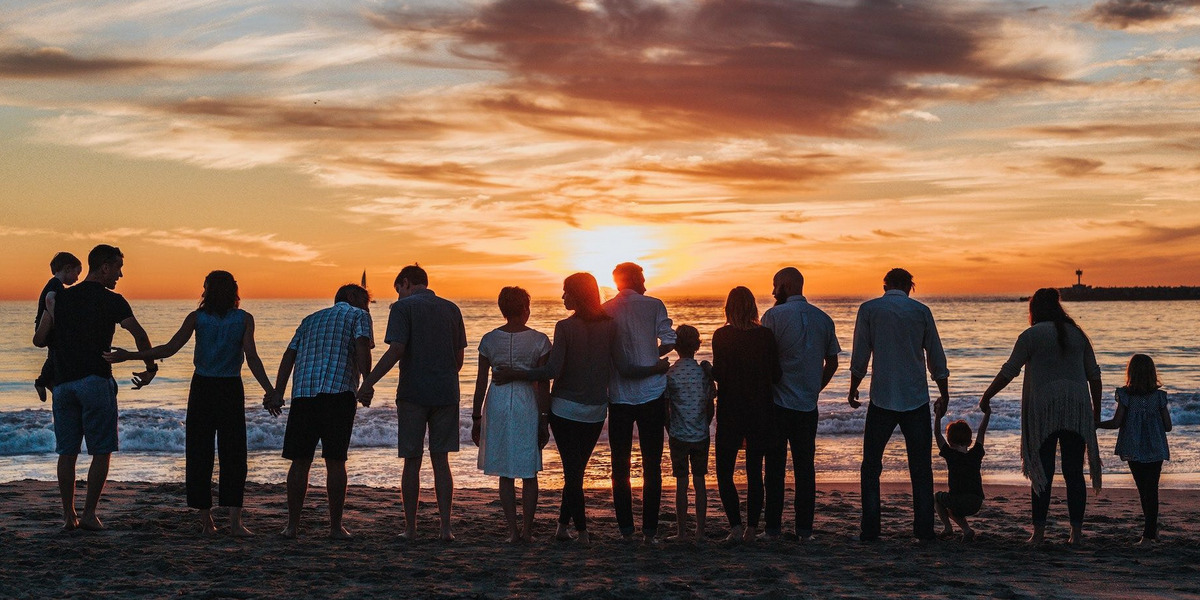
[287, 302, 373, 399]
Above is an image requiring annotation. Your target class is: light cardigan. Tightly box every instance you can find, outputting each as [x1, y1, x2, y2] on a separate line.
[998, 321, 1103, 494]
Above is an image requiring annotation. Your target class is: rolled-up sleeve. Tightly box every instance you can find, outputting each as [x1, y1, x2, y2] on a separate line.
[998, 332, 1030, 380]
[849, 306, 871, 379]
[656, 301, 676, 345]
[923, 309, 949, 380]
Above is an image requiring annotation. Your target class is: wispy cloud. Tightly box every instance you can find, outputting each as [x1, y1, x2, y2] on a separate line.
[1087, 0, 1200, 30]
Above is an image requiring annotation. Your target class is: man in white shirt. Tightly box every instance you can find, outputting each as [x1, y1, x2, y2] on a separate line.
[604, 262, 676, 543]
[847, 268, 949, 542]
[761, 267, 840, 541]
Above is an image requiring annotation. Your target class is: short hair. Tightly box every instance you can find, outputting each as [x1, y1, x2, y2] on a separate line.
[497, 286, 531, 319]
[612, 262, 644, 288]
[773, 267, 804, 293]
[50, 252, 81, 274]
[883, 268, 914, 293]
[199, 270, 239, 315]
[947, 420, 972, 446]
[394, 264, 428, 287]
[87, 245, 123, 271]
[675, 324, 700, 355]
[334, 283, 371, 309]
[724, 286, 760, 329]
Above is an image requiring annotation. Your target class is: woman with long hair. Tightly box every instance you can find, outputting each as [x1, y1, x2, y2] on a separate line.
[710, 286, 782, 543]
[106, 270, 274, 536]
[493, 272, 620, 544]
[979, 288, 1102, 545]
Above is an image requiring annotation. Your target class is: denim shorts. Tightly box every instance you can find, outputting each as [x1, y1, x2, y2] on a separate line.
[52, 375, 119, 455]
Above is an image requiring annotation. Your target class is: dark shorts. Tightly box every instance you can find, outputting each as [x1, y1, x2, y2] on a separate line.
[669, 436, 710, 478]
[936, 491, 983, 517]
[282, 392, 357, 461]
[396, 400, 460, 458]
[52, 375, 119, 455]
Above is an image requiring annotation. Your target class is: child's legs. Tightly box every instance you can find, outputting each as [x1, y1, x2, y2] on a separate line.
[691, 441, 709, 534]
[935, 492, 953, 530]
[1129, 460, 1163, 538]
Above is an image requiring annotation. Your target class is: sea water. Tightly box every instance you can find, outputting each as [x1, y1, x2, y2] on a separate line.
[2, 297, 1198, 489]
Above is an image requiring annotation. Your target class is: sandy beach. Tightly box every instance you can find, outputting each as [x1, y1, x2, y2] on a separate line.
[2, 480, 1199, 599]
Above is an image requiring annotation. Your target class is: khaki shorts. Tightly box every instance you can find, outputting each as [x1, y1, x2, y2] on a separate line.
[669, 436, 710, 478]
[396, 400, 460, 458]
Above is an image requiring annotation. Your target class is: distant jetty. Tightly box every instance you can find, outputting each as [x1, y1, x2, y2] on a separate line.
[1027, 270, 1200, 301]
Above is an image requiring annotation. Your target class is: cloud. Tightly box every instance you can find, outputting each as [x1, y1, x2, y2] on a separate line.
[371, 0, 1080, 138]
[0, 46, 181, 79]
[1087, 0, 1200, 30]
[1043, 156, 1105, 177]
[143, 228, 324, 263]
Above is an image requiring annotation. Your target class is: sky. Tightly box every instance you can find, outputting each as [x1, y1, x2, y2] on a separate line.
[2, 0, 1199, 300]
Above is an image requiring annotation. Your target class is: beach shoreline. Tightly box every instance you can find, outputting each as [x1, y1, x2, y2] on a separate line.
[3, 480, 1199, 599]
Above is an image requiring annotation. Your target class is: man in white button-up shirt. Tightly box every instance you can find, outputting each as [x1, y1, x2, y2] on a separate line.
[847, 268, 949, 542]
[604, 262, 676, 543]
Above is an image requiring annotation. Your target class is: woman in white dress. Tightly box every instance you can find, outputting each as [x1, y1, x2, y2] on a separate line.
[471, 286, 551, 543]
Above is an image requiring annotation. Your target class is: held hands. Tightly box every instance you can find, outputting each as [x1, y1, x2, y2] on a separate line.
[356, 382, 374, 408]
[979, 396, 991, 415]
[934, 393, 949, 419]
[847, 388, 861, 409]
[263, 391, 284, 417]
[538, 416, 550, 449]
[471, 418, 481, 447]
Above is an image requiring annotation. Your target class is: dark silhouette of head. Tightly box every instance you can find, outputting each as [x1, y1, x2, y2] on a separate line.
[674, 324, 700, 358]
[199, 270, 239, 316]
[498, 286, 531, 321]
[724, 286, 760, 330]
[50, 252, 82, 275]
[772, 267, 805, 304]
[612, 262, 646, 294]
[335, 283, 371, 310]
[947, 420, 973, 447]
[883, 268, 915, 294]
[563, 272, 610, 321]
[86, 244, 124, 289]
[1125, 353, 1162, 396]
[394, 264, 428, 299]
[1028, 287, 1083, 353]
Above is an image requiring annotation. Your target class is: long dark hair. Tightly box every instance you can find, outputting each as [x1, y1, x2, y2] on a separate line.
[199, 270, 239, 316]
[724, 286, 760, 330]
[563, 272, 610, 322]
[1125, 354, 1162, 396]
[1028, 288, 1082, 353]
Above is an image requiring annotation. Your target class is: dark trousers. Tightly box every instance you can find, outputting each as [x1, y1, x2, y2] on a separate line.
[860, 403, 935, 540]
[186, 375, 248, 510]
[716, 438, 784, 531]
[1129, 460, 1162, 539]
[1031, 430, 1086, 527]
[773, 406, 819, 536]
[550, 414, 604, 532]
[609, 396, 666, 536]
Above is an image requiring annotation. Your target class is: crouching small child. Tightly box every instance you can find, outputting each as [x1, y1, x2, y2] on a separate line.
[665, 325, 716, 543]
[934, 401, 990, 541]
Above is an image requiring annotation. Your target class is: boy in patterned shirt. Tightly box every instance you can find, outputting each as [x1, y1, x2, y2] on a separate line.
[665, 325, 716, 543]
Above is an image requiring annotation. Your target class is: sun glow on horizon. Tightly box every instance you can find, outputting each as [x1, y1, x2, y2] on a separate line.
[563, 225, 662, 290]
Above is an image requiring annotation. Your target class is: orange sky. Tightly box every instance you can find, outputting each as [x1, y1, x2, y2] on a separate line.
[3, 0, 1200, 300]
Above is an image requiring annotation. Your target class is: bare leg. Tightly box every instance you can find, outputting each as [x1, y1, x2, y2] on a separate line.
[935, 497, 953, 537]
[79, 453, 110, 531]
[57, 454, 79, 531]
[950, 513, 974, 541]
[1068, 524, 1083, 545]
[198, 508, 217, 534]
[282, 459, 312, 538]
[499, 477, 519, 543]
[694, 477, 707, 543]
[1027, 523, 1045, 545]
[326, 459, 351, 539]
[400, 456, 421, 539]
[229, 507, 253, 537]
[430, 452, 454, 541]
[521, 477, 537, 543]
[668, 474, 690, 541]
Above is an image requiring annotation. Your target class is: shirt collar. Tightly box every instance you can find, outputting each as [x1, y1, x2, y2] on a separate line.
[884, 289, 908, 297]
[786, 295, 808, 304]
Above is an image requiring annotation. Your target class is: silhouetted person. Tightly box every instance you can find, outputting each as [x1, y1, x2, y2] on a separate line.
[105, 270, 274, 536]
[847, 268, 948, 542]
[34, 252, 82, 402]
[980, 288, 1101, 545]
[358, 265, 467, 541]
[761, 267, 840, 541]
[269, 284, 373, 539]
[33, 244, 157, 531]
[604, 262, 676, 544]
[934, 402, 990, 542]
[664, 324, 715, 543]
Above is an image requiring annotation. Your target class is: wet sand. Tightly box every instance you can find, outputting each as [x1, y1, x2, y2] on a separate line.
[2, 480, 1199, 599]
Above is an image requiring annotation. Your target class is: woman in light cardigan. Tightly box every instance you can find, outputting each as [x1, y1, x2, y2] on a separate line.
[980, 288, 1102, 545]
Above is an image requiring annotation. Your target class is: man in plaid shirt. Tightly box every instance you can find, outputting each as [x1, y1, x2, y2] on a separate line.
[268, 284, 373, 539]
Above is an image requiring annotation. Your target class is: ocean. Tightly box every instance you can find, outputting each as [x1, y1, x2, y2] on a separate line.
[2, 297, 1199, 489]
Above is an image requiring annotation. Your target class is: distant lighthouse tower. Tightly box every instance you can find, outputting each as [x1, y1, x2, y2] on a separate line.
[1075, 269, 1084, 287]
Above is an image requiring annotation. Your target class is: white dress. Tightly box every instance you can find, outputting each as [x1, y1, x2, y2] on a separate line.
[477, 328, 551, 479]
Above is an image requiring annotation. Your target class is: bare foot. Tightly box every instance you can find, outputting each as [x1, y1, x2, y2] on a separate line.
[666, 531, 692, 543]
[397, 530, 417, 541]
[577, 530, 590, 546]
[506, 531, 522, 544]
[724, 525, 744, 544]
[642, 534, 661, 546]
[200, 513, 218, 535]
[1026, 526, 1045, 546]
[280, 524, 299, 539]
[554, 524, 575, 542]
[232, 524, 255, 538]
[620, 532, 637, 543]
[78, 514, 105, 532]
[1134, 536, 1157, 546]
[755, 531, 781, 542]
[1067, 527, 1083, 545]
[742, 527, 757, 543]
[440, 529, 455, 542]
[937, 528, 955, 539]
[60, 517, 79, 533]
[329, 526, 353, 540]
[960, 529, 976, 542]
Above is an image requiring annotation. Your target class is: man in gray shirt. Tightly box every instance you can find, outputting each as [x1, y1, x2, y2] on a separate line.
[847, 268, 949, 542]
[358, 265, 467, 541]
[760, 267, 840, 541]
